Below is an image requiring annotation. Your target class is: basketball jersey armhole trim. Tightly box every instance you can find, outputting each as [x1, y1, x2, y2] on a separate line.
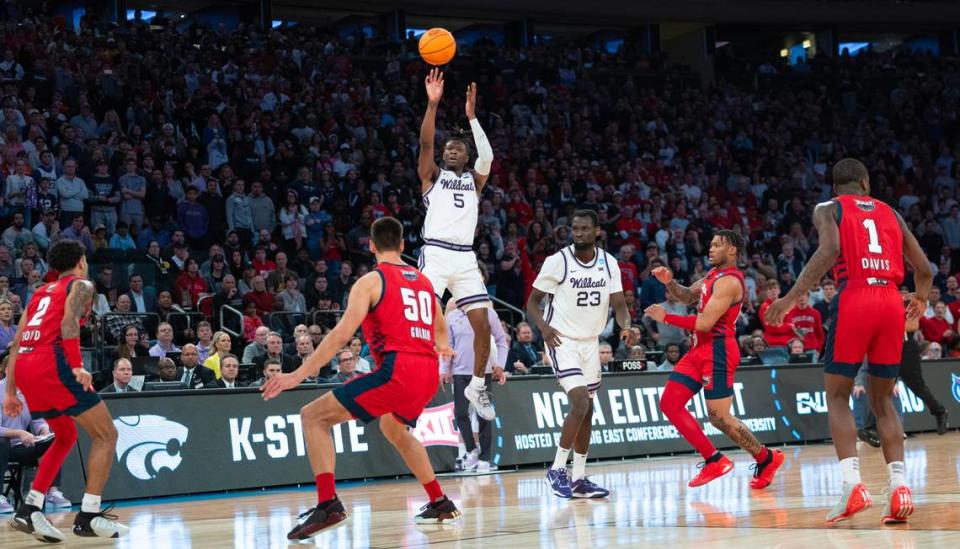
[603, 251, 613, 279]
[559, 249, 568, 286]
[832, 198, 842, 225]
[370, 270, 387, 312]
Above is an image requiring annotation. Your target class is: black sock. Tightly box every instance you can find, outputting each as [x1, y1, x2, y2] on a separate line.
[705, 452, 723, 464]
[759, 447, 773, 466]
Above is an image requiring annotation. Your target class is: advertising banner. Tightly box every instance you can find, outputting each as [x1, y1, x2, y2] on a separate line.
[60, 362, 960, 501]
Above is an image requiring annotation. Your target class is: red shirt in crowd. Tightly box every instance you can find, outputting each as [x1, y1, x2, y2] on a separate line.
[784, 305, 825, 352]
[920, 316, 952, 343]
[759, 298, 795, 347]
[174, 272, 209, 309]
[244, 289, 275, 317]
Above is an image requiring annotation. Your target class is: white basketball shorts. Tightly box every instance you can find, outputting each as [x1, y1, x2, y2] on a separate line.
[419, 243, 490, 311]
[546, 336, 601, 397]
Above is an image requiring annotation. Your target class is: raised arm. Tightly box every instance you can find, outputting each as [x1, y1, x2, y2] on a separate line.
[652, 266, 702, 306]
[418, 68, 443, 195]
[765, 201, 839, 325]
[465, 82, 492, 191]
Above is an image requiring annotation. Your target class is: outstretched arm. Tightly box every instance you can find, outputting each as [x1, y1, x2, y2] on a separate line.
[765, 201, 839, 325]
[465, 82, 493, 190]
[418, 68, 443, 195]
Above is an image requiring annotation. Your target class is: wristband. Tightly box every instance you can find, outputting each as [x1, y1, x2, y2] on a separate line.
[63, 338, 83, 369]
[663, 314, 697, 331]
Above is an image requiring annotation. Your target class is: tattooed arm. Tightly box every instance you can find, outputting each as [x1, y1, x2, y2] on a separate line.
[62, 279, 95, 340]
[665, 278, 704, 306]
[765, 201, 839, 326]
[62, 279, 96, 392]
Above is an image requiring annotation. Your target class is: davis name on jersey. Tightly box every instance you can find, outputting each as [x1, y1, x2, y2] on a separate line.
[532, 246, 623, 340]
[422, 169, 479, 247]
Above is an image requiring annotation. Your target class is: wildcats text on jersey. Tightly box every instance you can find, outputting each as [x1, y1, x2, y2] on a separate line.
[438, 178, 475, 192]
[570, 277, 608, 289]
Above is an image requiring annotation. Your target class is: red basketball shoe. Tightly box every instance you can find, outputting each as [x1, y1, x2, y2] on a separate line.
[689, 455, 734, 487]
[750, 449, 785, 489]
[826, 482, 872, 523]
[881, 485, 914, 525]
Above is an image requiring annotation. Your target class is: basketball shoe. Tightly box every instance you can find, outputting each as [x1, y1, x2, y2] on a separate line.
[749, 449, 785, 489]
[570, 478, 609, 498]
[414, 496, 462, 524]
[826, 482, 872, 523]
[73, 504, 129, 538]
[546, 468, 573, 498]
[689, 454, 734, 488]
[10, 504, 65, 543]
[464, 385, 495, 421]
[287, 497, 348, 540]
[880, 485, 914, 525]
[462, 449, 480, 471]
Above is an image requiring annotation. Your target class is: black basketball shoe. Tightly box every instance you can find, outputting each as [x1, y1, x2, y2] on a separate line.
[414, 496, 462, 524]
[287, 497, 348, 540]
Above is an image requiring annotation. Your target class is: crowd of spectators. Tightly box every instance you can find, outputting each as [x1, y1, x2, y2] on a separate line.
[0, 9, 956, 391]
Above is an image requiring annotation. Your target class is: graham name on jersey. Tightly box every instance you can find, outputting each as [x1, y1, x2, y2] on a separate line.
[439, 178, 475, 192]
[570, 277, 608, 289]
[862, 257, 892, 271]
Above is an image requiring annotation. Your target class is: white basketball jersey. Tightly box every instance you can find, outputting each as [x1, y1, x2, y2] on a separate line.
[533, 246, 623, 340]
[422, 169, 479, 247]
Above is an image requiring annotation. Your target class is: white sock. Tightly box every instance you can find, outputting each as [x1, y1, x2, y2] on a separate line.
[572, 452, 588, 481]
[469, 375, 486, 390]
[81, 493, 102, 514]
[887, 461, 906, 489]
[25, 490, 44, 508]
[839, 457, 861, 485]
[552, 447, 570, 470]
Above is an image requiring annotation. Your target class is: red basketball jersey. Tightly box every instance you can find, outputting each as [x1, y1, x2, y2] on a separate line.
[18, 274, 86, 350]
[362, 263, 438, 365]
[695, 267, 745, 343]
[831, 194, 904, 286]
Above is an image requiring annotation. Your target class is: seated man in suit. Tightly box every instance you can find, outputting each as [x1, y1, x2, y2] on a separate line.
[206, 354, 246, 389]
[506, 322, 543, 374]
[154, 357, 180, 382]
[126, 273, 156, 313]
[249, 358, 283, 387]
[254, 332, 300, 374]
[177, 344, 216, 389]
[99, 358, 140, 393]
[325, 348, 362, 384]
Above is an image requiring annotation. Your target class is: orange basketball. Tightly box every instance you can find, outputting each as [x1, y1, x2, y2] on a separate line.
[418, 28, 457, 66]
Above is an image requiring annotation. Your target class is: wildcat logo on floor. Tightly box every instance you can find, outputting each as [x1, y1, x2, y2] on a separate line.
[114, 415, 190, 480]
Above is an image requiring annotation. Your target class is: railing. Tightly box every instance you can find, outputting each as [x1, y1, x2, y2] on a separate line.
[96, 312, 161, 372]
[264, 310, 308, 339]
[219, 305, 244, 338]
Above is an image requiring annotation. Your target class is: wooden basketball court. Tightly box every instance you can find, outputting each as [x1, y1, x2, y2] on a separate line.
[2, 433, 958, 547]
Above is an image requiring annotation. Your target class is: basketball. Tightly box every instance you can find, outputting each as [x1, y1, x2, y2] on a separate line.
[419, 28, 456, 66]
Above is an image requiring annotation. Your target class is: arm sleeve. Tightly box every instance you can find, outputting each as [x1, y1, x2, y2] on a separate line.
[489, 309, 509, 369]
[470, 118, 493, 176]
[532, 253, 563, 294]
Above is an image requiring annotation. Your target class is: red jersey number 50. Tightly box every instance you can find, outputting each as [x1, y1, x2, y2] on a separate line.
[401, 288, 434, 326]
